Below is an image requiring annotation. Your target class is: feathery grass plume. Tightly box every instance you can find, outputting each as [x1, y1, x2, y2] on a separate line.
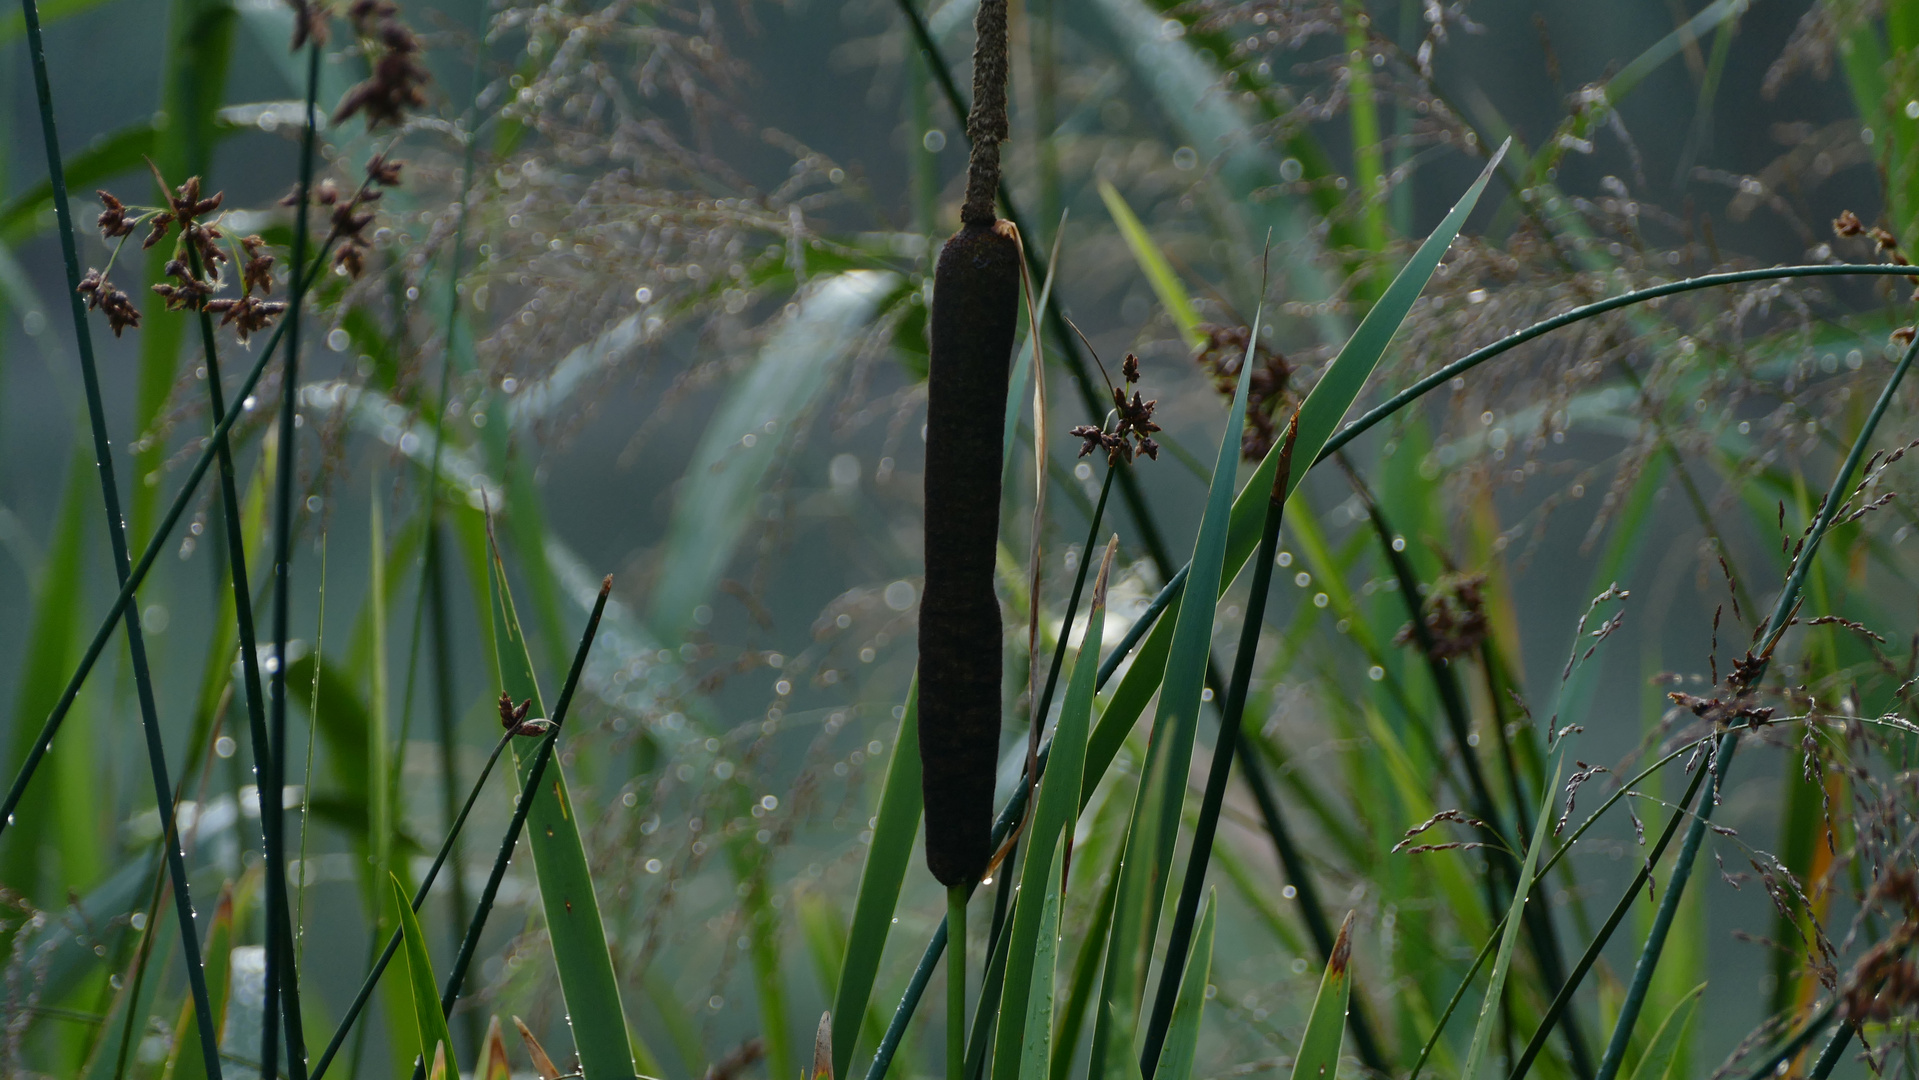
[918, 0, 1020, 887]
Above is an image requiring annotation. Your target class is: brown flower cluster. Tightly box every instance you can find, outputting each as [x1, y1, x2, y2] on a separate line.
[1192, 323, 1293, 460]
[76, 270, 140, 336]
[1394, 570, 1489, 661]
[284, 154, 404, 278]
[1070, 353, 1161, 465]
[84, 173, 294, 343]
[205, 237, 287, 342]
[497, 692, 553, 737]
[333, 0, 430, 129]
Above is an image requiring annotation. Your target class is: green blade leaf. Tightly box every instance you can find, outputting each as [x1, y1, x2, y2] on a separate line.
[1149, 892, 1215, 1080]
[1288, 914, 1354, 1080]
[831, 681, 924, 1080]
[1460, 758, 1561, 1080]
[1627, 983, 1706, 1080]
[1017, 834, 1067, 1080]
[488, 545, 637, 1080]
[392, 873, 458, 1076]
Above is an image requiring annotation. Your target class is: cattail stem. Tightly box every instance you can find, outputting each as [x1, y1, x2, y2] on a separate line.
[946, 885, 968, 1080]
[960, 0, 1007, 224]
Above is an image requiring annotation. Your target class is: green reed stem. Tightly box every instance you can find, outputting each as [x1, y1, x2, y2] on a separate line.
[1593, 330, 1919, 1080]
[305, 729, 519, 1080]
[1807, 1020, 1854, 1080]
[947, 886, 968, 1080]
[188, 242, 309, 1077]
[1351, 470, 1593, 1074]
[262, 40, 323, 1080]
[17, 0, 223, 1071]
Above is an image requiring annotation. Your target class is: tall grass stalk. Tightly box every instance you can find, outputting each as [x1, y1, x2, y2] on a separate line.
[263, 39, 323, 1080]
[15, 0, 223, 1071]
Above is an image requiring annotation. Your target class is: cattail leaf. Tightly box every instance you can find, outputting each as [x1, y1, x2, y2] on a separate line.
[1627, 984, 1705, 1080]
[1016, 834, 1068, 1080]
[391, 873, 458, 1077]
[488, 545, 637, 1080]
[992, 546, 1111, 1080]
[651, 270, 898, 636]
[1083, 146, 1508, 812]
[1288, 913, 1354, 1080]
[1050, 844, 1121, 1080]
[427, 1041, 449, 1080]
[1097, 182, 1204, 349]
[831, 682, 923, 1079]
[1149, 892, 1215, 1080]
[1460, 759, 1561, 1080]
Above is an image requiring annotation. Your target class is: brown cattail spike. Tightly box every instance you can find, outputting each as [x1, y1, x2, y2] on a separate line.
[920, 218, 1021, 886]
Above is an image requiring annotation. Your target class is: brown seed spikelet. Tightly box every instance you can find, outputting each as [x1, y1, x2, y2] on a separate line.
[918, 216, 1021, 887]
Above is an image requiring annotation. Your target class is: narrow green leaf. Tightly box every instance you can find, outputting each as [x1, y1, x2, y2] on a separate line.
[1288, 914, 1353, 1080]
[831, 682, 923, 1080]
[392, 873, 458, 1076]
[1097, 182, 1203, 348]
[1017, 835, 1067, 1080]
[1149, 893, 1215, 1080]
[488, 546, 637, 1079]
[1627, 984, 1705, 1080]
[1460, 759, 1561, 1080]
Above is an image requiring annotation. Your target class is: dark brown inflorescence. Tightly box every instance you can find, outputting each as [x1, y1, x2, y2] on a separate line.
[919, 216, 1021, 886]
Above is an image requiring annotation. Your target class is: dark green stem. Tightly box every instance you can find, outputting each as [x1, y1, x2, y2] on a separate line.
[262, 41, 323, 1080]
[18, 0, 223, 1071]
[947, 886, 968, 1080]
[188, 243, 307, 1077]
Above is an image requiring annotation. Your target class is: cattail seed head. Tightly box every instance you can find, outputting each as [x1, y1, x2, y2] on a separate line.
[918, 218, 1021, 886]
